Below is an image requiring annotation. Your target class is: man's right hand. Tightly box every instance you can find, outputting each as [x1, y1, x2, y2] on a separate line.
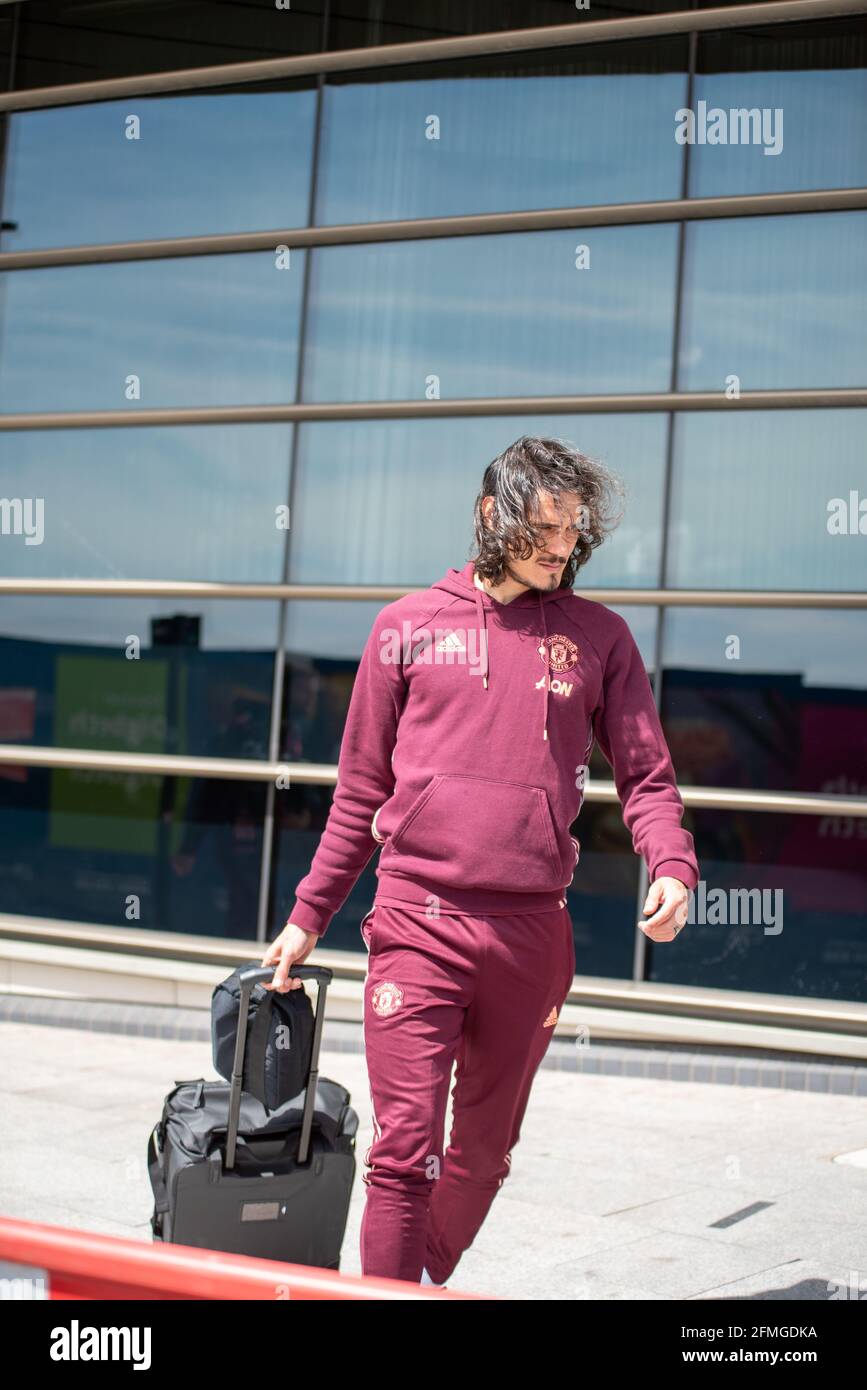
[260, 922, 319, 992]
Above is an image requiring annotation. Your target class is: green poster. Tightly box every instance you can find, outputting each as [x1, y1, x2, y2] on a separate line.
[50, 653, 169, 853]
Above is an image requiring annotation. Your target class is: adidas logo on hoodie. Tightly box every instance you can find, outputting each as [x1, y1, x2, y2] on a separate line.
[434, 631, 466, 653]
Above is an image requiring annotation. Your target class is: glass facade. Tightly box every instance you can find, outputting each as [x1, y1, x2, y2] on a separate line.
[1, 1, 865, 1003]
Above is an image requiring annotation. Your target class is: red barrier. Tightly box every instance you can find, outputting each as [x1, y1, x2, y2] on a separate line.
[0, 1217, 493, 1300]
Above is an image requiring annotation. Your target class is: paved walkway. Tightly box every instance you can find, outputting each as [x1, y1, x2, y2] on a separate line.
[2, 1010, 866, 1300]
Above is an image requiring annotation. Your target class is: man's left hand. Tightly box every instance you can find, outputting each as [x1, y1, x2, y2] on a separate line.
[638, 876, 690, 942]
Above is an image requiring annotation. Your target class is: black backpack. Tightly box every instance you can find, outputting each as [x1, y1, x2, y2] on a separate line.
[211, 960, 314, 1111]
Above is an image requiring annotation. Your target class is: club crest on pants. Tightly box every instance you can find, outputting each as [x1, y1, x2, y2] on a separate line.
[371, 980, 404, 1017]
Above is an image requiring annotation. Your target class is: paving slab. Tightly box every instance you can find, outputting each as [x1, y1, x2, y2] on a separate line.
[1, 1016, 865, 1301]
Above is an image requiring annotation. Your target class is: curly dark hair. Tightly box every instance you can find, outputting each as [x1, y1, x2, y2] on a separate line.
[470, 435, 626, 589]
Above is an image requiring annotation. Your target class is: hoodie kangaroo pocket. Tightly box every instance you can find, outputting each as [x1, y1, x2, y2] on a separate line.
[385, 773, 564, 893]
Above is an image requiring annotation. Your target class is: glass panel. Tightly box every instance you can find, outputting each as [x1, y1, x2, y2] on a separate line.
[10, 0, 783, 103]
[0, 597, 280, 756]
[0, 251, 305, 412]
[271, 599, 390, 949]
[318, 37, 688, 223]
[282, 599, 391, 760]
[0, 597, 280, 938]
[13, 0, 769, 94]
[0, 5, 13, 92]
[566, 604, 661, 979]
[11, 0, 803, 100]
[325, 0, 694, 53]
[658, 603, 867, 998]
[646, 808, 867, 1003]
[12, 0, 328, 88]
[3, 88, 316, 249]
[610, 604, 658, 671]
[288, 415, 668, 589]
[690, 18, 867, 196]
[666, 410, 867, 590]
[303, 225, 679, 400]
[0, 426, 294, 582]
[677, 212, 867, 391]
[661, 606, 867, 796]
[0, 767, 267, 939]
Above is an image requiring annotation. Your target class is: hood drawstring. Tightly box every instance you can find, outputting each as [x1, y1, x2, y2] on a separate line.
[472, 580, 549, 741]
[473, 587, 489, 687]
[539, 591, 549, 742]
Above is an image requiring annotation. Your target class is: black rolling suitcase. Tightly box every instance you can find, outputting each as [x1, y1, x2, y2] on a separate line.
[147, 964, 358, 1269]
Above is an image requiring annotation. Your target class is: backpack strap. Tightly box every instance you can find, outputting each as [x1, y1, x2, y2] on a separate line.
[244, 991, 274, 1106]
[147, 1125, 170, 1236]
[172, 1077, 206, 1106]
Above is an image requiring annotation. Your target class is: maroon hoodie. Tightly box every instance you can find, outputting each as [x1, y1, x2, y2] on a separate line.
[286, 560, 699, 937]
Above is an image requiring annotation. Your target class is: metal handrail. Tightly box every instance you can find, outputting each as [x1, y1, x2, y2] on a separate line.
[0, 745, 864, 817]
[2, 387, 867, 432]
[0, 0, 863, 112]
[0, 578, 864, 604]
[3, 189, 866, 272]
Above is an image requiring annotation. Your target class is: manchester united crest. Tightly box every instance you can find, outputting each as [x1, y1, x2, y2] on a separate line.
[371, 980, 405, 1017]
[538, 633, 580, 674]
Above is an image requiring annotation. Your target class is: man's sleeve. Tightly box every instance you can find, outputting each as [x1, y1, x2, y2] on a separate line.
[591, 614, 699, 891]
[283, 606, 407, 939]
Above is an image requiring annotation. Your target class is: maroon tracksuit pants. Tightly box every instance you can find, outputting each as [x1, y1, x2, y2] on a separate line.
[358, 899, 576, 1285]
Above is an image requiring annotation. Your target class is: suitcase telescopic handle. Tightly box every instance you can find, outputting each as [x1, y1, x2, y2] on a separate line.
[238, 964, 333, 988]
[225, 963, 332, 1170]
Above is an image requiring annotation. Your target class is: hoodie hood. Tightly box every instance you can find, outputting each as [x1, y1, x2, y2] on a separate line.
[431, 559, 570, 743]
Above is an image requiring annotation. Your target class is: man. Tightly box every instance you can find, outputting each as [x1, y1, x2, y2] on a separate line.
[261, 435, 699, 1288]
